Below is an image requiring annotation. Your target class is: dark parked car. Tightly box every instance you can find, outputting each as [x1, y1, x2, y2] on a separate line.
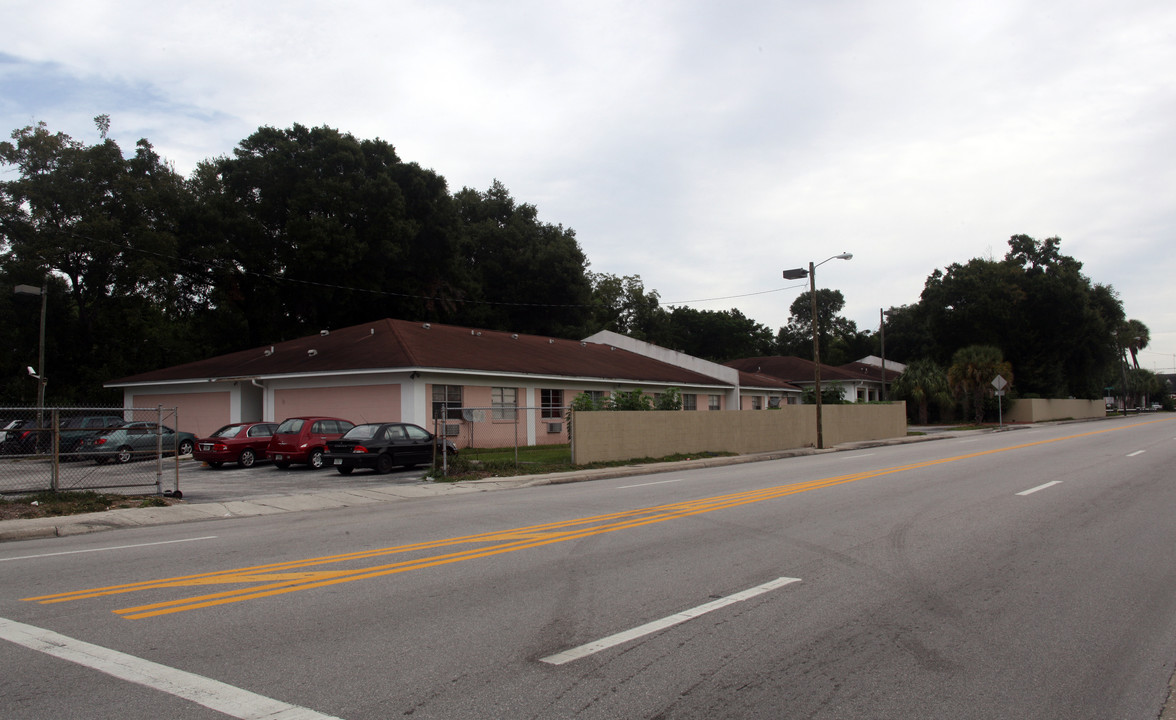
[0, 415, 123, 455]
[58, 415, 127, 454]
[325, 422, 456, 475]
[0, 423, 44, 455]
[266, 416, 354, 469]
[0, 418, 31, 444]
[78, 422, 197, 464]
[194, 422, 279, 468]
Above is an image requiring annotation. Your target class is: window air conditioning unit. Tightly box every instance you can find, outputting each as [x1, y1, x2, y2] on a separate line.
[546, 422, 563, 434]
[443, 424, 461, 437]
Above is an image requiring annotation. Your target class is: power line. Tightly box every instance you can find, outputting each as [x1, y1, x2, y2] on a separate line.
[45, 232, 807, 312]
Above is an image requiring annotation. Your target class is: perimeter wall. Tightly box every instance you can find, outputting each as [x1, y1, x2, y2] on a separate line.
[570, 403, 907, 464]
[1005, 398, 1105, 423]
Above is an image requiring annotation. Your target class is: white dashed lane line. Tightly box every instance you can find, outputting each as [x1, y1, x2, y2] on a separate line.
[0, 617, 341, 719]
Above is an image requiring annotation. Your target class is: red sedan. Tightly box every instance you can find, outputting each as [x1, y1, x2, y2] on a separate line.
[194, 422, 279, 468]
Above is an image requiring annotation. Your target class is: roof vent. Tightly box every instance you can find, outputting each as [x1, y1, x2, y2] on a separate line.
[511, 334, 518, 340]
[308, 349, 318, 357]
[320, 329, 329, 336]
[423, 323, 431, 329]
[580, 342, 586, 347]
[548, 339, 554, 344]
[264, 346, 274, 356]
[370, 328, 375, 335]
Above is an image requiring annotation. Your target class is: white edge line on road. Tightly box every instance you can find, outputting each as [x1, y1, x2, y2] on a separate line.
[617, 479, 684, 489]
[0, 616, 341, 720]
[0, 536, 218, 563]
[1017, 480, 1063, 496]
[540, 577, 802, 666]
[1126, 450, 1146, 457]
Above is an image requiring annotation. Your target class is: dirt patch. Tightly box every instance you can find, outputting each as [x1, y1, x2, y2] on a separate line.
[0, 491, 182, 521]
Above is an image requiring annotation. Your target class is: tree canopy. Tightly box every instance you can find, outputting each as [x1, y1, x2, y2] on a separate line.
[885, 235, 1126, 399]
[0, 119, 1152, 407]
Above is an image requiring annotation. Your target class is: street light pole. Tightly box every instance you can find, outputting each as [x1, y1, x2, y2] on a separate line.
[14, 279, 48, 429]
[783, 252, 852, 449]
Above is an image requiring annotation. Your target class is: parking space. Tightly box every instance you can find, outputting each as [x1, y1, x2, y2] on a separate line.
[177, 459, 433, 503]
[0, 456, 433, 503]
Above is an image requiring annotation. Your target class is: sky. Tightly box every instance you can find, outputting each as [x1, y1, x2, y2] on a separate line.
[3, 0, 1175, 372]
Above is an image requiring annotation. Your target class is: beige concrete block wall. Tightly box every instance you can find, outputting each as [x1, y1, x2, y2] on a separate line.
[1005, 398, 1105, 423]
[820, 403, 910, 446]
[571, 403, 906, 464]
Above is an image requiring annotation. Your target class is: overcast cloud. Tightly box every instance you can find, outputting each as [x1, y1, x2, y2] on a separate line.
[3, 1, 1174, 370]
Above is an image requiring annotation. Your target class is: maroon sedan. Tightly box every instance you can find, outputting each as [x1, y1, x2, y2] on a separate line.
[194, 422, 279, 468]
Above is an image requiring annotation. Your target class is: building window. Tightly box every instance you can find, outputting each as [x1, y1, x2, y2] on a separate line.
[432, 385, 463, 419]
[683, 394, 697, 411]
[708, 394, 721, 411]
[492, 387, 517, 420]
[751, 397, 762, 410]
[541, 389, 564, 418]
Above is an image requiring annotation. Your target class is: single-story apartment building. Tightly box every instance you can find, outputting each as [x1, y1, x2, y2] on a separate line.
[107, 319, 803, 446]
[725, 355, 904, 403]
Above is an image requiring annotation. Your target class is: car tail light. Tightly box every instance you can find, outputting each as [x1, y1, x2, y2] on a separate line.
[351, 447, 368, 453]
[214, 443, 228, 452]
[94, 438, 108, 446]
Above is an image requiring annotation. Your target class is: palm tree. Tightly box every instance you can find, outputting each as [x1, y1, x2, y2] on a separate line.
[1119, 319, 1150, 369]
[890, 358, 951, 424]
[947, 345, 1013, 424]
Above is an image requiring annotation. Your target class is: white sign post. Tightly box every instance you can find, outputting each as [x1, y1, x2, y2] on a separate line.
[992, 375, 1008, 428]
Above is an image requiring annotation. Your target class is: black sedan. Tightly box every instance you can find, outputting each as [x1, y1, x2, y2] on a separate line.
[324, 422, 456, 475]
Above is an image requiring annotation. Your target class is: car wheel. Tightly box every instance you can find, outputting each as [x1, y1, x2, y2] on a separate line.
[274, 461, 291, 470]
[207, 461, 223, 469]
[336, 466, 354, 476]
[238, 449, 256, 468]
[308, 448, 325, 469]
[117, 446, 134, 464]
[179, 439, 195, 456]
[376, 453, 395, 474]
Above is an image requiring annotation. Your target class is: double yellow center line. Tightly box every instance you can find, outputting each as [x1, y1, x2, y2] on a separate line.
[24, 419, 1163, 618]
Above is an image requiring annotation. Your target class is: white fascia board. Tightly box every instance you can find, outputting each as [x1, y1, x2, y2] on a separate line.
[108, 366, 735, 391]
[581, 330, 740, 384]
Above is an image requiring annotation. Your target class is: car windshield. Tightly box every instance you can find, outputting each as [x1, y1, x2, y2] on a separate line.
[341, 424, 381, 440]
[212, 425, 245, 438]
[275, 419, 305, 434]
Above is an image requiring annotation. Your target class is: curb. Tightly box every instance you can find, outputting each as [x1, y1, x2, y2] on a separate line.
[0, 423, 1050, 544]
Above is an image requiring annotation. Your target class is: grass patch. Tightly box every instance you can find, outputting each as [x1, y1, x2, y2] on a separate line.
[0, 490, 179, 521]
[433, 447, 735, 482]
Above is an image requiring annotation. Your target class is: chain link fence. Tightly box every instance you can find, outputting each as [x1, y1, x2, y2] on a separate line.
[431, 406, 572, 472]
[0, 406, 186, 496]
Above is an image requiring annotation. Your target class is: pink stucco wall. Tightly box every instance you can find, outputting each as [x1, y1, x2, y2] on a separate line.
[130, 391, 231, 439]
[274, 385, 401, 425]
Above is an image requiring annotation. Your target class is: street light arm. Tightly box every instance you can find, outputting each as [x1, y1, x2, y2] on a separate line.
[813, 252, 853, 270]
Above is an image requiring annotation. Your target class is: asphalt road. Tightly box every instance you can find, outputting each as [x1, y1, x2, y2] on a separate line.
[2, 417, 1175, 719]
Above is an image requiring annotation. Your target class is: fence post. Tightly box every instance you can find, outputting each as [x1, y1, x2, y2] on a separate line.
[441, 403, 448, 475]
[172, 406, 181, 496]
[155, 405, 163, 495]
[50, 408, 60, 492]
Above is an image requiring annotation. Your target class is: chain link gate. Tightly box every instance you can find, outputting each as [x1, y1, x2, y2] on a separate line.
[0, 406, 185, 497]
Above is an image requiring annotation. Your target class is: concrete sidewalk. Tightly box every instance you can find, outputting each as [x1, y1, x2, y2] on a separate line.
[0, 427, 990, 543]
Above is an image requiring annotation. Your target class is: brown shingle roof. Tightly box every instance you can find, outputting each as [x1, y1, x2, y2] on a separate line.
[109, 319, 729, 388]
[724, 356, 867, 384]
[837, 361, 903, 382]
